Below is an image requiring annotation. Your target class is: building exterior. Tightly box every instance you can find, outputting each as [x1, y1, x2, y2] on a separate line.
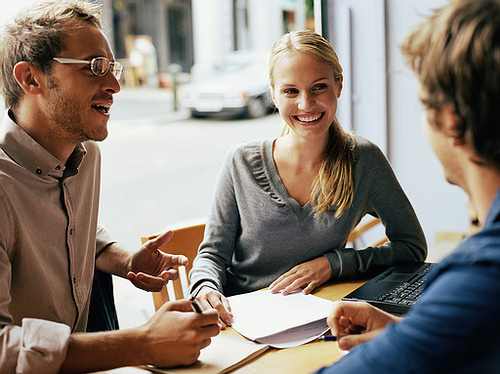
[100, 1, 312, 77]
[0, 0, 471, 247]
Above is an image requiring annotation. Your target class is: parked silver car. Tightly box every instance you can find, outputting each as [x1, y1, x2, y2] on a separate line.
[180, 50, 275, 119]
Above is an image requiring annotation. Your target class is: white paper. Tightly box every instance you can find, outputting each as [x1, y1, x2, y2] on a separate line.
[145, 335, 269, 374]
[256, 318, 330, 348]
[228, 290, 333, 348]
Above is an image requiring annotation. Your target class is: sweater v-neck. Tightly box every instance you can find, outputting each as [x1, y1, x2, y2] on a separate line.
[261, 139, 313, 217]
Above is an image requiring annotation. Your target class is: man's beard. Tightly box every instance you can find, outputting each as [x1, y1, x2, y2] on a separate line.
[45, 75, 108, 143]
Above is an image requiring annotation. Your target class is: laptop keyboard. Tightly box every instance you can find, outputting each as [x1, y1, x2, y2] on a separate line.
[375, 264, 432, 307]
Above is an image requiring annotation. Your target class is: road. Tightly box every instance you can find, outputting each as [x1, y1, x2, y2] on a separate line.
[100, 88, 283, 327]
[101, 88, 282, 252]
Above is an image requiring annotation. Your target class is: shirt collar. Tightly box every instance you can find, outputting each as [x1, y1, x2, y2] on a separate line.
[0, 110, 86, 178]
[485, 188, 500, 226]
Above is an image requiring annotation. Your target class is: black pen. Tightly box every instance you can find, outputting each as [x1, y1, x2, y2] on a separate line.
[189, 294, 203, 313]
[318, 335, 346, 342]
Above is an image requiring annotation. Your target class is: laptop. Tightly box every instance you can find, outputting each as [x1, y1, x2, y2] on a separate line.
[342, 262, 434, 315]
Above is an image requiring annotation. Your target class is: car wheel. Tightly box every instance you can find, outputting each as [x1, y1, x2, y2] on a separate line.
[246, 97, 267, 118]
[190, 110, 207, 119]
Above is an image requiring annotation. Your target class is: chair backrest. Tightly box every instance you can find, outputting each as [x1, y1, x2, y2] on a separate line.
[348, 217, 388, 248]
[141, 221, 205, 311]
[143, 217, 384, 310]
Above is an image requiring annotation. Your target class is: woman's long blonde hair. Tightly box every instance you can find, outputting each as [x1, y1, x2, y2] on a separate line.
[269, 30, 354, 217]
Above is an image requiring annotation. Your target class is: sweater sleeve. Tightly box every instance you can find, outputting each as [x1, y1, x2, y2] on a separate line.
[333, 140, 427, 278]
[189, 146, 241, 295]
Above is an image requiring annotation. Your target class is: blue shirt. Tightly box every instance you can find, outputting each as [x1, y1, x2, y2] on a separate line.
[315, 190, 500, 373]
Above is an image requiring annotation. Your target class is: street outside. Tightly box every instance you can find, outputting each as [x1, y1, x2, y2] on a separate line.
[101, 87, 282, 328]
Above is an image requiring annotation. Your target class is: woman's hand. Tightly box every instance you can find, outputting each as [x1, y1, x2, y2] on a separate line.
[269, 256, 331, 295]
[196, 286, 233, 328]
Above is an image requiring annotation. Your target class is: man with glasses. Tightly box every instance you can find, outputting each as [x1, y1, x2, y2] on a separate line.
[0, 0, 219, 372]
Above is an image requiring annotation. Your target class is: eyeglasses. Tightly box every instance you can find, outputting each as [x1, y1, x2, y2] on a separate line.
[52, 57, 124, 80]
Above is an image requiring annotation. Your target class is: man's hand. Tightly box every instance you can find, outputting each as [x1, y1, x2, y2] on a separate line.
[127, 230, 188, 292]
[61, 299, 220, 371]
[269, 256, 331, 295]
[196, 286, 233, 328]
[327, 301, 402, 351]
[141, 299, 220, 367]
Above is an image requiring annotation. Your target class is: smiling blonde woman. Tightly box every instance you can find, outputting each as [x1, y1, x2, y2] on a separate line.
[189, 30, 427, 327]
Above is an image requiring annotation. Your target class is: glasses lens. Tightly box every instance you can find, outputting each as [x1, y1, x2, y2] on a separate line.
[110, 61, 124, 79]
[91, 57, 123, 79]
[91, 57, 110, 76]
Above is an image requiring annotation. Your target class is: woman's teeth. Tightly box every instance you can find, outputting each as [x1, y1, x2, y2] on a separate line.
[296, 113, 322, 122]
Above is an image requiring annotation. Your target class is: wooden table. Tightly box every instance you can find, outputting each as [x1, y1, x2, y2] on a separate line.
[94, 279, 366, 374]
[224, 279, 365, 373]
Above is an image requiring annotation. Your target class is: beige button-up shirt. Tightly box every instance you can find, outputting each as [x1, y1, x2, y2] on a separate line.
[0, 111, 115, 373]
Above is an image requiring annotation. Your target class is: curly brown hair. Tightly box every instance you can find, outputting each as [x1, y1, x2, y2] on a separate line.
[0, 0, 102, 109]
[401, 0, 500, 169]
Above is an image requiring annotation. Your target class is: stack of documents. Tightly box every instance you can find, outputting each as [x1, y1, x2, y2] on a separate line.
[228, 289, 334, 348]
[146, 335, 269, 374]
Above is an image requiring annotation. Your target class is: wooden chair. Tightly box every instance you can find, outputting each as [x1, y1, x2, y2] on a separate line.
[144, 217, 385, 311]
[141, 220, 205, 311]
[348, 217, 388, 248]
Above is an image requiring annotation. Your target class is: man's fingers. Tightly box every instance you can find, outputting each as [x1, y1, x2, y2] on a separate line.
[337, 330, 380, 351]
[145, 230, 174, 251]
[159, 268, 179, 281]
[328, 301, 371, 335]
[128, 271, 169, 292]
[170, 254, 189, 267]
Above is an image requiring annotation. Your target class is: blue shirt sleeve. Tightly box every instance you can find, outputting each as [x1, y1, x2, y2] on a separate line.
[314, 263, 500, 373]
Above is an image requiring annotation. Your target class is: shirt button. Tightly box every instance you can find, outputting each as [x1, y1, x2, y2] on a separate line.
[69, 229, 73, 235]
[55, 165, 61, 170]
[36, 168, 42, 175]
[73, 277, 77, 284]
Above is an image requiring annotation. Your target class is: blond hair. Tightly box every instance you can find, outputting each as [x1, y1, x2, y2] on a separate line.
[269, 30, 354, 216]
[0, 0, 102, 109]
[401, 0, 500, 168]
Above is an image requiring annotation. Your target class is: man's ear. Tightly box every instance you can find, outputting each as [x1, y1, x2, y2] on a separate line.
[440, 105, 465, 146]
[13, 61, 43, 95]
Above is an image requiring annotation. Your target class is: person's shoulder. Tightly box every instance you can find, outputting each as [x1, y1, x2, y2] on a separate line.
[351, 134, 387, 163]
[431, 225, 500, 285]
[231, 139, 268, 152]
[351, 134, 381, 151]
[0, 147, 23, 183]
[227, 139, 270, 160]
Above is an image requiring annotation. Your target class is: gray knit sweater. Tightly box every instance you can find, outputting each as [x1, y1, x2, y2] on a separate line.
[190, 136, 427, 296]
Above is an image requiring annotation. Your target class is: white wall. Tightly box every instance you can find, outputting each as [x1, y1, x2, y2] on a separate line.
[191, 0, 233, 78]
[328, 0, 470, 246]
[0, 1, 36, 110]
[328, 0, 388, 153]
[387, 0, 470, 245]
[0, 1, 34, 27]
[247, 0, 282, 51]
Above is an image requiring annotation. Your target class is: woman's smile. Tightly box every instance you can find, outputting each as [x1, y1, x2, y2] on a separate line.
[294, 112, 324, 125]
